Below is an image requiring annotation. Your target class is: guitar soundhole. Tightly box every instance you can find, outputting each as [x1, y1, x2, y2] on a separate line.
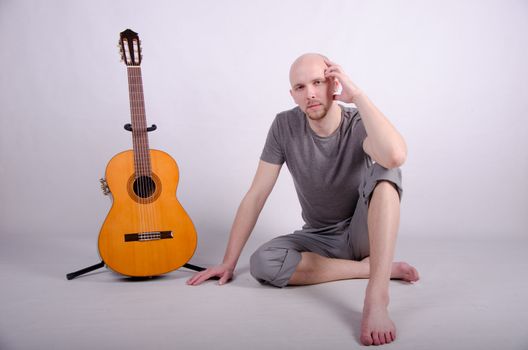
[133, 176, 156, 199]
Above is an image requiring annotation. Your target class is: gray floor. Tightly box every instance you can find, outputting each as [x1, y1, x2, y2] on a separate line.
[1, 234, 527, 350]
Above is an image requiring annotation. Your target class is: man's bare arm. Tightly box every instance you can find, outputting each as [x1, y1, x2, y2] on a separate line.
[186, 160, 282, 285]
[355, 94, 407, 169]
[323, 58, 407, 169]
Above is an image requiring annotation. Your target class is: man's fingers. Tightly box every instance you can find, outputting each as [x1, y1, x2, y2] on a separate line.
[191, 273, 209, 286]
[323, 57, 337, 67]
[186, 271, 200, 284]
[324, 69, 344, 84]
[186, 271, 204, 285]
[187, 269, 216, 286]
[218, 273, 231, 286]
[325, 65, 339, 72]
[186, 265, 231, 286]
[324, 67, 343, 78]
[197, 270, 220, 285]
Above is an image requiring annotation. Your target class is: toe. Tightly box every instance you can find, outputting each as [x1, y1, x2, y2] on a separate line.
[372, 331, 381, 346]
[384, 332, 392, 344]
[379, 332, 386, 345]
[360, 332, 373, 346]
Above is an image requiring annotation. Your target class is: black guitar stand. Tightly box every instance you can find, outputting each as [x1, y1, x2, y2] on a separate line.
[123, 123, 157, 132]
[66, 261, 206, 280]
[66, 123, 207, 280]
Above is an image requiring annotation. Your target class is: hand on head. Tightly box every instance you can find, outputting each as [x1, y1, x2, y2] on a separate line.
[322, 57, 363, 104]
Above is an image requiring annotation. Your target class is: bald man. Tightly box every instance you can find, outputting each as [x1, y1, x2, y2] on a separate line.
[187, 53, 419, 346]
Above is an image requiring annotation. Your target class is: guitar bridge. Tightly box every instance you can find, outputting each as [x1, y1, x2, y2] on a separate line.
[124, 231, 173, 242]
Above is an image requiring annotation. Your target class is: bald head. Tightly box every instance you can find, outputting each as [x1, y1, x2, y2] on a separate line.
[288, 53, 338, 120]
[289, 53, 328, 87]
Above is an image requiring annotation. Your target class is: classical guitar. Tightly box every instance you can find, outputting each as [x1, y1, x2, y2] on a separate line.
[97, 29, 197, 277]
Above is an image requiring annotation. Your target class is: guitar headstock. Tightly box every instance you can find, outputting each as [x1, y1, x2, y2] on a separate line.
[119, 29, 142, 66]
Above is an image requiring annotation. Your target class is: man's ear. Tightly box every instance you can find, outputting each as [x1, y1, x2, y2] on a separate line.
[333, 79, 341, 94]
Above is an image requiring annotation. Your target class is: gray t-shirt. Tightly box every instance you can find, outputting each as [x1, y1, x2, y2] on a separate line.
[260, 105, 367, 229]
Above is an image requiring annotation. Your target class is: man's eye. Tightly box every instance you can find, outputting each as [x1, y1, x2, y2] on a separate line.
[295, 86, 304, 91]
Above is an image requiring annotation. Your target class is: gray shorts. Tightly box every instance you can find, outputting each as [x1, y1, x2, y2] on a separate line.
[249, 160, 403, 287]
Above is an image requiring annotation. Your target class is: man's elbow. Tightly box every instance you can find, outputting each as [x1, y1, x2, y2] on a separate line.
[385, 149, 407, 169]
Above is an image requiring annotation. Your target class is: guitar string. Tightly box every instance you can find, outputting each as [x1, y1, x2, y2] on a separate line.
[133, 65, 150, 240]
[140, 64, 160, 241]
[127, 66, 142, 239]
[134, 64, 156, 241]
[146, 65, 161, 242]
[135, 65, 155, 240]
[129, 65, 146, 240]
[142, 65, 159, 242]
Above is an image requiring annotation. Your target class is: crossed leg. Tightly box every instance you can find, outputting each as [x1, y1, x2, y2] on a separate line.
[288, 181, 419, 346]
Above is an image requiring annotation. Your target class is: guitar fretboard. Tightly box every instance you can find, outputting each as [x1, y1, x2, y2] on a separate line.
[127, 66, 151, 176]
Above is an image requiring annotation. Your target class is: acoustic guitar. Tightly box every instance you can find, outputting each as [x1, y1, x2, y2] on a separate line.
[97, 29, 197, 277]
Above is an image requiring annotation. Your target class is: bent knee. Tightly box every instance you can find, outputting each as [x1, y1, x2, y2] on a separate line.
[362, 163, 403, 202]
[249, 247, 287, 285]
[250, 246, 301, 288]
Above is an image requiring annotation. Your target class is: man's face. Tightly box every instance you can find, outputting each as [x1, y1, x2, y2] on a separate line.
[289, 55, 336, 121]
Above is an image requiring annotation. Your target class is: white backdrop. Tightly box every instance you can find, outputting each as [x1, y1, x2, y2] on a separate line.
[1, 0, 527, 264]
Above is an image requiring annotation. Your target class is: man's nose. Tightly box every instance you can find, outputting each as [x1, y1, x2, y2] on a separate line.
[305, 85, 316, 99]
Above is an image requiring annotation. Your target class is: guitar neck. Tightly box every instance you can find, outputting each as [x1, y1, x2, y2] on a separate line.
[127, 66, 151, 176]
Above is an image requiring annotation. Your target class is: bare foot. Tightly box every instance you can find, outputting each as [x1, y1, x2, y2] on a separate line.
[361, 258, 420, 283]
[360, 300, 396, 346]
[391, 261, 420, 282]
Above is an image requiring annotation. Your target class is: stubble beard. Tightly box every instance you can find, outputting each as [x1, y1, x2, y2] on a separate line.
[305, 104, 328, 121]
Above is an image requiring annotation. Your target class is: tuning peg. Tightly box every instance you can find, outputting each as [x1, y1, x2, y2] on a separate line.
[100, 178, 111, 195]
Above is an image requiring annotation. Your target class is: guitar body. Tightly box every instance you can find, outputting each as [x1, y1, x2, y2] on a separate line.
[98, 149, 197, 277]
